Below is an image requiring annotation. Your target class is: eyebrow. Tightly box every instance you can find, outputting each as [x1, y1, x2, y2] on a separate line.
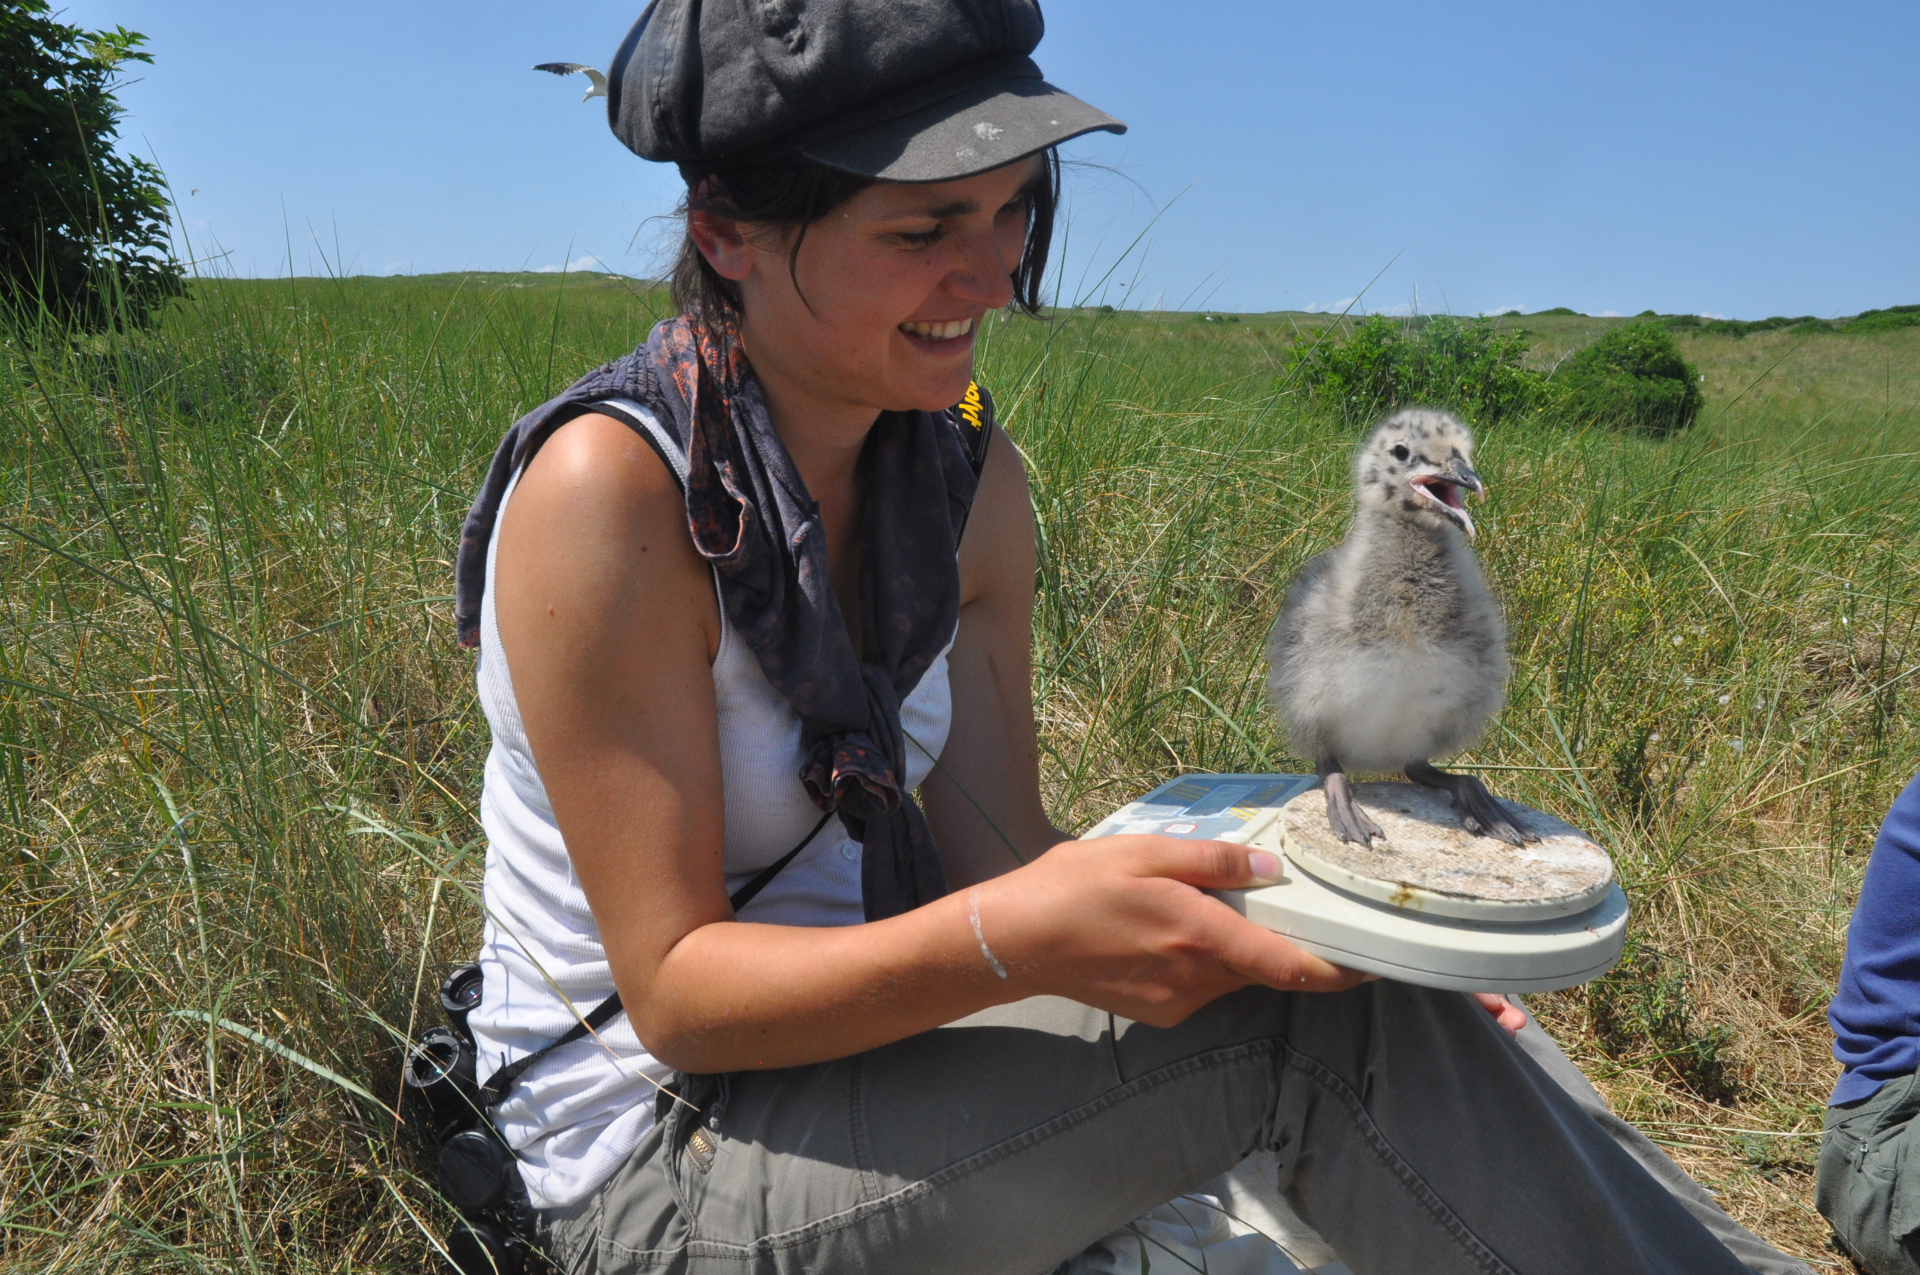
[875, 166, 1043, 224]
[917, 198, 980, 220]
[888, 186, 1034, 222]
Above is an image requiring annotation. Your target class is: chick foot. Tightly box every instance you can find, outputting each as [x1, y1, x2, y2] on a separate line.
[1406, 760, 1538, 846]
[1319, 761, 1383, 846]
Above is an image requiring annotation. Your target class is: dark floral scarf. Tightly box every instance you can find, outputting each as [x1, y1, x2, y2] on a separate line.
[454, 313, 992, 922]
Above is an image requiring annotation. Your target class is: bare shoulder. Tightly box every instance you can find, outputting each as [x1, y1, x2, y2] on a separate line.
[507, 412, 683, 534]
[495, 412, 718, 662]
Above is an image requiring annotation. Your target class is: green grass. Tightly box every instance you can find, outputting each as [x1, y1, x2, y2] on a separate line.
[3, 272, 1917, 1270]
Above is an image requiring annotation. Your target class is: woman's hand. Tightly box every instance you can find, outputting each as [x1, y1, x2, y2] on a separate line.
[975, 835, 1370, 1028]
[970, 835, 1532, 1036]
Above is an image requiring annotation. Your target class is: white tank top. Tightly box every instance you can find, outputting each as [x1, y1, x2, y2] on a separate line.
[465, 400, 955, 1209]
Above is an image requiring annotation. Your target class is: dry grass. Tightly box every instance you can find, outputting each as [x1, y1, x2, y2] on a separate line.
[0, 275, 1913, 1270]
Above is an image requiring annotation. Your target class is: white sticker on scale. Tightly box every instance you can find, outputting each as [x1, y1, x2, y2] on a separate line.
[1184, 783, 1258, 816]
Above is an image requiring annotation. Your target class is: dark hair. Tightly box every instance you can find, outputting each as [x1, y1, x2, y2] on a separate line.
[670, 149, 1060, 320]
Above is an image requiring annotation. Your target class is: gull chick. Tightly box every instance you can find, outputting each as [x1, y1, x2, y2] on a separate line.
[1267, 408, 1536, 846]
[533, 62, 609, 101]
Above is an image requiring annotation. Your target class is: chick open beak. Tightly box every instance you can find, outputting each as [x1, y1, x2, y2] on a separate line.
[1444, 457, 1486, 500]
[1411, 459, 1484, 538]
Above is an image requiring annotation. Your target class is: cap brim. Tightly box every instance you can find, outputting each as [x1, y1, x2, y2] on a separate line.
[800, 78, 1125, 184]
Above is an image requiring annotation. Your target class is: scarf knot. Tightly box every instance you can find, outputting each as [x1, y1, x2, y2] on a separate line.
[803, 736, 900, 820]
[801, 664, 908, 818]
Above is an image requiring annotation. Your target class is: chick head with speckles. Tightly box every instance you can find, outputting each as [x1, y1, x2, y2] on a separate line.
[1352, 408, 1486, 537]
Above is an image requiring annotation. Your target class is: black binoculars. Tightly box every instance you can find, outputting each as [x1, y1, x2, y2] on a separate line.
[404, 964, 542, 1275]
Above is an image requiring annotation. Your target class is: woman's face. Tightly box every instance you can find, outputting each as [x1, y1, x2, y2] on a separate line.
[715, 156, 1042, 422]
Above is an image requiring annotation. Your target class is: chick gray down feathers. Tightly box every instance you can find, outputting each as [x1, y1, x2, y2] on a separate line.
[1268, 409, 1508, 777]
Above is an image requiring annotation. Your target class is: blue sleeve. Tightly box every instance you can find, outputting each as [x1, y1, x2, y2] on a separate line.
[1829, 770, 1920, 1105]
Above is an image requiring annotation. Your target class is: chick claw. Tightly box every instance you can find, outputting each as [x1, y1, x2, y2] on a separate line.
[1406, 761, 1539, 847]
[1322, 769, 1384, 846]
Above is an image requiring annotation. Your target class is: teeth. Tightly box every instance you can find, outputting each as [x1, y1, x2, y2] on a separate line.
[900, 317, 975, 341]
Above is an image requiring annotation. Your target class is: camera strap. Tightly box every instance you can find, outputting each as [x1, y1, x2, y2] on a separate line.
[478, 809, 836, 1109]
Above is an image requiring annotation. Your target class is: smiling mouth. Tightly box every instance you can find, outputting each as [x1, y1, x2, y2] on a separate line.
[1410, 477, 1477, 537]
[899, 317, 976, 343]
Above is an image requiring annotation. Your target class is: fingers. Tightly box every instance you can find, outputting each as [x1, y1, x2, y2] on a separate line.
[1472, 991, 1528, 1036]
[1120, 836, 1286, 890]
[1105, 836, 1364, 991]
[1210, 911, 1372, 993]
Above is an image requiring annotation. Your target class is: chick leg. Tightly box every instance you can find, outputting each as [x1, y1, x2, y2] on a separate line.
[1318, 757, 1383, 846]
[1406, 760, 1538, 846]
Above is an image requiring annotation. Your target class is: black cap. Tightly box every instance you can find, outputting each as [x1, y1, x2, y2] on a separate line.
[607, 0, 1125, 182]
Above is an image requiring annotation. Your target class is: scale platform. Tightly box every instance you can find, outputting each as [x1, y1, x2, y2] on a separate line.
[1081, 774, 1627, 993]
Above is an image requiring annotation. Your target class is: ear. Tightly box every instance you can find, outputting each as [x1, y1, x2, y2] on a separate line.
[687, 209, 756, 283]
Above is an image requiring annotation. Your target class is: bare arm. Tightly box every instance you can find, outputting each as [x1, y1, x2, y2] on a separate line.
[493, 414, 1361, 1076]
[920, 423, 1070, 885]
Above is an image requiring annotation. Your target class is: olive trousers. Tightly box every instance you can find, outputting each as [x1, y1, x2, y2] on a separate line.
[534, 982, 1797, 1274]
[1820, 1068, 1920, 1275]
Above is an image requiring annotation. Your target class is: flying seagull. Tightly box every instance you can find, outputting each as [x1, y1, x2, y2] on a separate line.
[533, 63, 608, 101]
[1267, 408, 1538, 847]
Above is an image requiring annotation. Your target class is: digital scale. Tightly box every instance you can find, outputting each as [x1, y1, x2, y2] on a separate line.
[1082, 773, 1628, 993]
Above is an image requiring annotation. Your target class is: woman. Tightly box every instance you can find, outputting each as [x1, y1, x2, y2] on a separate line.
[453, 3, 1798, 1271]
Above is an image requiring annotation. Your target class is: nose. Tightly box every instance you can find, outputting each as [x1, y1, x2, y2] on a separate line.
[943, 223, 1018, 311]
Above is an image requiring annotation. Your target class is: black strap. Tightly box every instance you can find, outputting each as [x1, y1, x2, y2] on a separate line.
[726, 809, 834, 914]
[480, 989, 629, 1107]
[478, 810, 836, 1108]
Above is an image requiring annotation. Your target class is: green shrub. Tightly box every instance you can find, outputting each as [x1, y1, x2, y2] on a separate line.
[1690, 314, 1833, 338]
[1848, 304, 1920, 333]
[1283, 313, 1549, 425]
[0, 0, 181, 328]
[1286, 313, 1397, 414]
[1586, 939, 1739, 1103]
[1558, 320, 1703, 436]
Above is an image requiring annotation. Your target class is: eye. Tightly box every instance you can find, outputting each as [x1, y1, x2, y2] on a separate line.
[897, 226, 945, 248]
[1391, 444, 1410, 461]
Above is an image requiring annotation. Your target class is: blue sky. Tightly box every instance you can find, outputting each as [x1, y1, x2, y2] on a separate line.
[62, 0, 1920, 318]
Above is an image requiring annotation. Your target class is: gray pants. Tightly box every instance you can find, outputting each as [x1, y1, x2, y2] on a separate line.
[1508, 1010, 1809, 1275]
[1819, 1069, 1920, 1275]
[536, 982, 1807, 1274]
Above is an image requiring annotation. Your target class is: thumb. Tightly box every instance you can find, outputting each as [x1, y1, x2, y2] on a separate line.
[1132, 837, 1287, 891]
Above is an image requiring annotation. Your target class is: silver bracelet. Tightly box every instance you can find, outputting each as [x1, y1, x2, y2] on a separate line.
[967, 889, 1009, 980]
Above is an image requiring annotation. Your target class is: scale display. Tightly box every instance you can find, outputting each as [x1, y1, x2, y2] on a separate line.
[1082, 773, 1628, 993]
